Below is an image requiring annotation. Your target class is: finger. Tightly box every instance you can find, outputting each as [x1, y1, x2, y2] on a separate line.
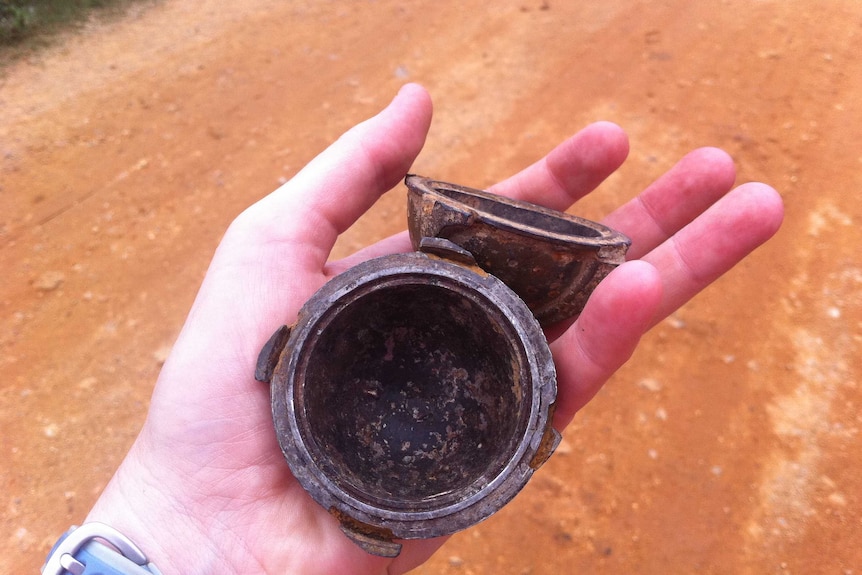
[603, 147, 737, 260]
[550, 260, 663, 427]
[233, 83, 433, 272]
[488, 121, 629, 210]
[641, 182, 784, 325]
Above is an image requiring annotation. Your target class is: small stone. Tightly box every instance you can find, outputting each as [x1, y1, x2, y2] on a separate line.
[638, 378, 662, 392]
[449, 556, 464, 567]
[12, 526, 31, 548]
[43, 423, 60, 438]
[153, 345, 172, 366]
[827, 492, 847, 507]
[555, 437, 573, 454]
[34, 271, 65, 291]
[77, 377, 98, 391]
[758, 49, 782, 59]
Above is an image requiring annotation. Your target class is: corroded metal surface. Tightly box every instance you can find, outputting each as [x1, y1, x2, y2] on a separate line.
[405, 174, 631, 326]
[259, 250, 558, 555]
[255, 176, 630, 556]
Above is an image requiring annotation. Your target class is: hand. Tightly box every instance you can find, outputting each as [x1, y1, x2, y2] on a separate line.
[84, 83, 783, 574]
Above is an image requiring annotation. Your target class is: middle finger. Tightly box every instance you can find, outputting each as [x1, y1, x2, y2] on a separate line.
[602, 146, 737, 259]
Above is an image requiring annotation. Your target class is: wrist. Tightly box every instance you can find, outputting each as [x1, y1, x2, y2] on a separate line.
[84, 440, 221, 575]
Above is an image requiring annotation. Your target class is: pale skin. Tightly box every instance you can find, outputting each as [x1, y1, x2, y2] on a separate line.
[85, 84, 784, 574]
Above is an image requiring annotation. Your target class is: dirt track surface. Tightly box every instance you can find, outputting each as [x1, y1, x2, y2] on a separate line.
[2, 1, 861, 573]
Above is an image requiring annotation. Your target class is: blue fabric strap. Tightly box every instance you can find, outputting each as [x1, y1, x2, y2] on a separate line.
[42, 523, 162, 575]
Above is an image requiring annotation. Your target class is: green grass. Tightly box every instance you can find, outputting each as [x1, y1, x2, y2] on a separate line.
[1, 0, 154, 50]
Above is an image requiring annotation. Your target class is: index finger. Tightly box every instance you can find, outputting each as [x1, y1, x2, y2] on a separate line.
[488, 121, 629, 209]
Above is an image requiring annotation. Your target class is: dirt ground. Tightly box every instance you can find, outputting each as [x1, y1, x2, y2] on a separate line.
[1, 1, 861, 573]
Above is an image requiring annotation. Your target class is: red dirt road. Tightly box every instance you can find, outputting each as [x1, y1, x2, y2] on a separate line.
[2, 1, 861, 573]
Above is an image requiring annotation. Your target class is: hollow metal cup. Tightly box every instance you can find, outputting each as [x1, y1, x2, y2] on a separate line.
[406, 175, 631, 326]
[258, 247, 559, 557]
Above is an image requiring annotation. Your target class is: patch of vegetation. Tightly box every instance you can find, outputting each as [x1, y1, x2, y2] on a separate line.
[1, 0, 153, 50]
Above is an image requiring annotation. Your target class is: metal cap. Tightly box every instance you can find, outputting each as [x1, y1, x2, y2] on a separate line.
[406, 174, 631, 326]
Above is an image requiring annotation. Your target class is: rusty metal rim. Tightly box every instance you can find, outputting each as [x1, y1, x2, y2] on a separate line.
[270, 252, 557, 539]
[405, 174, 630, 253]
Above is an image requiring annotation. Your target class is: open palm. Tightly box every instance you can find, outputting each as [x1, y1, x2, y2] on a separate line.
[85, 84, 783, 574]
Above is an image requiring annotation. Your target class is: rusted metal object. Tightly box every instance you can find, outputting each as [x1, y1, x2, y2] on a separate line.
[405, 175, 631, 326]
[256, 175, 630, 557]
[259, 244, 558, 556]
